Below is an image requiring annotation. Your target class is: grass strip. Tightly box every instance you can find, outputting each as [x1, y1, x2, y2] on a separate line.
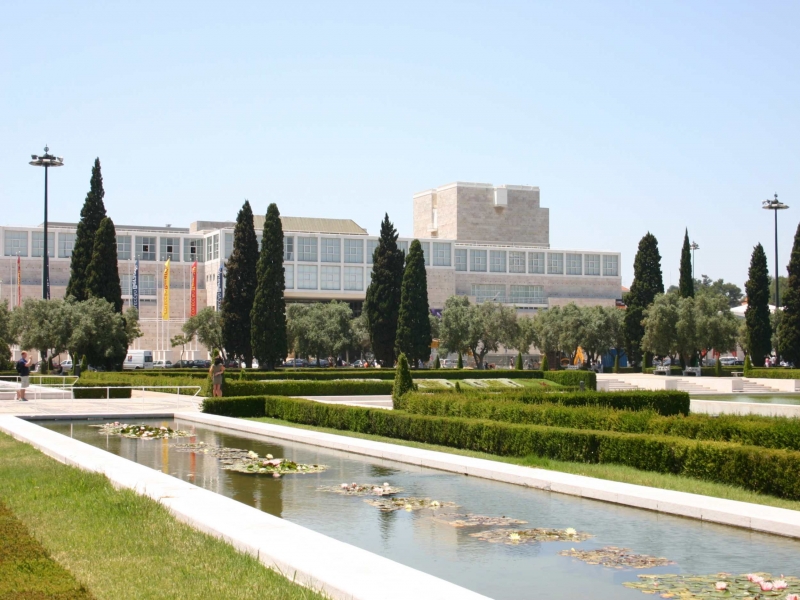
[0, 432, 325, 600]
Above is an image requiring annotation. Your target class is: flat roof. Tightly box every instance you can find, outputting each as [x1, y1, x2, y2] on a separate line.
[254, 216, 368, 236]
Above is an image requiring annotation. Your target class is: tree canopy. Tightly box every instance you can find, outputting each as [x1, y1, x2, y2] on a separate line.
[779, 222, 800, 364]
[86, 217, 123, 313]
[395, 240, 432, 366]
[183, 307, 226, 359]
[67, 158, 107, 301]
[745, 244, 773, 363]
[624, 232, 664, 366]
[679, 228, 694, 298]
[286, 301, 354, 364]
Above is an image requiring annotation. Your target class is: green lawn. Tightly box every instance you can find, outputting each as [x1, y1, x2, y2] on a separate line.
[248, 416, 800, 513]
[0, 432, 326, 600]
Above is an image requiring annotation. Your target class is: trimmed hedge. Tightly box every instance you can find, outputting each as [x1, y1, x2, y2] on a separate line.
[543, 371, 596, 390]
[234, 369, 547, 382]
[72, 381, 132, 399]
[744, 368, 800, 380]
[208, 396, 800, 500]
[644, 366, 744, 377]
[80, 371, 208, 381]
[397, 394, 800, 451]
[202, 396, 266, 417]
[222, 379, 394, 397]
[80, 372, 205, 395]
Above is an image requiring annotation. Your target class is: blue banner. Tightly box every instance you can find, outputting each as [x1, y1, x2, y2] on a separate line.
[132, 259, 139, 310]
[216, 263, 223, 311]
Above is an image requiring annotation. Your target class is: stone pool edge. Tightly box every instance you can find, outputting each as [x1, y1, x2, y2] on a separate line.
[177, 412, 800, 540]
[0, 415, 489, 600]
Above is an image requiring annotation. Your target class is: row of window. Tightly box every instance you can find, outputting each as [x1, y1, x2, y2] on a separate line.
[3, 231, 74, 258]
[284, 265, 368, 291]
[455, 250, 618, 276]
[281, 237, 454, 267]
[471, 284, 545, 304]
[116, 235, 222, 263]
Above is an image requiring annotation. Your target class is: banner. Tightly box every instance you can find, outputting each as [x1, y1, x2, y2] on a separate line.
[162, 259, 171, 320]
[16, 255, 21, 307]
[132, 259, 139, 310]
[190, 261, 197, 317]
[216, 263, 223, 311]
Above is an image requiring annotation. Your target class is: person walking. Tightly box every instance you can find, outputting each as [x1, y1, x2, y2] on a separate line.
[16, 351, 32, 401]
[209, 357, 225, 397]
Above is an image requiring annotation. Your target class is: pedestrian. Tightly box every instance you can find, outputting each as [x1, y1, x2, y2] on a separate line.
[209, 357, 225, 397]
[16, 351, 32, 401]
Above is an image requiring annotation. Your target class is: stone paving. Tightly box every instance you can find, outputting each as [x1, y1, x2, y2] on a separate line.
[0, 392, 202, 417]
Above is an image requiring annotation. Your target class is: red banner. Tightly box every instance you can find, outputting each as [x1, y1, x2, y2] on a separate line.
[190, 261, 197, 317]
[17, 255, 21, 306]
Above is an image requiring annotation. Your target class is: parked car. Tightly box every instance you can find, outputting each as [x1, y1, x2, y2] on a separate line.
[719, 356, 737, 367]
[60, 359, 73, 371]
[283, 358, 308, 368]
[153, 360, 173, 369]
[123, 350, 155, 370]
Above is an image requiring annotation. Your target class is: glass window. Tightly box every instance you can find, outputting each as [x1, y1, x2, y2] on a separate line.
[566, 253, 582, 275]
[547, 253, 563, 274]
[455, 248, 467, 271]
[184, 238, 204, 263]
[298, 237, 318, 262]
[585, 254, 601, 276]
[136, 236, 156, 261]
[344, 266, 364, 291]
[419, 242, 430, 266]
[470, 249, 487, 272]
[297, 265, 317, 289]
[120, 276, 131, 296]
[510, 285, 544, 303]
[283, 236, 294, 261]
[397, 240, 409, 256]
[58, 232, 76, 258]
[213, 234, 220, 260]
[117, 235, 131, 260]
[284, 265, 294, 289]
[509, 251, 525, 273]
[160, 237, 181, 262]
[471, 284, 505, 303]
[603, 255, 619, 276]
[224, 232, 233, 260]
[432, 242, 451, 267]
[528, 251, 545, 274]
[320, 265, 340, 290]
[367, 239, 379, 264]
[321, 238, 341, 263]
[4, 231, 28, 257]
[31, 232, 55, 258]
[344, 239, 363, 263]
[206, 236, 214, 261]
[140, 274, 156, 296]
[490, 250, 506, 273]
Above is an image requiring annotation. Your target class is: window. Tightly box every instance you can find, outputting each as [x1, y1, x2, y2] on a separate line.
[490, 250, 506, 273]
[344, 266, 363, 290]
[298, 237, 318, 262]
[455, 248, 467, 271]
[432, 242, 451, 266]
[120, 276, 131, 296]
[117, 235, 131, 260]
[397, 240, 409, 256]
[206, 237, 214, 261]
[603, 255, 619, 276]
[283, 236, 294, 261]
[31, 232, 55, 258]
[566, 253, 582, 275]
[284, 265, 294, 289]
[528, 251, 545, 274]
[344, 239, 363, 263]
[4, 231, 28, 257]
[470, 249, 487, 272]
[320, 266, 340, 290]
[160, 237, 181, 262]
[508, 251, 525, 273]
[140, 274, 156, 296]
[297, 265, 317, 289]
[184, 238, 204, 263]
[510, 285, 544, 303]
[471, 284, 505, 303]
[58, 233, 76, 258]
[419, 241, 430, 266]
[224, 232, 233, 260]
[585, 254, 601, 276]
[213, 234, 220, 260]
[547, 253, 563, 274]
[136, 236, 156, 261]
[321, 238, 341, 263]
[366, 239, 379, 264]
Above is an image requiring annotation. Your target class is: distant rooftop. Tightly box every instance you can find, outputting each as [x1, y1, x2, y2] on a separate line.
[46, 222, 190, 234]
[254, 216, 368, 236]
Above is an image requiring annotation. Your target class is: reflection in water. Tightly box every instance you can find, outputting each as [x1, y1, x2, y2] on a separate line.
[41, 419, 800, 600]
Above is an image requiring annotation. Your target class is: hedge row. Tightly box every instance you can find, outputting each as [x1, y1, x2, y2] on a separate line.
[234, 369, 549, 382]
[543, 371, 596, 389]
[744, 368, 800, 380]
[72, 381, 132, 399]
[202, 396, 800, 500]
[222, 379, 394, 397]
[643, 366, 744, 377]
[79, 372, 205, 395]
[80, 371, 208, 381]
[397, 394, 800, 451]
[202, 396, 266, 417]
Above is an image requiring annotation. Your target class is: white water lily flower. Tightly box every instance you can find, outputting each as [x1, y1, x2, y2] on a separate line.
[565, 528, 577, 536]
[247, 451, 259, 459]
[383, 482, 390, 487]
[509, 533, 521, 541]
[266, 454, 273, 460]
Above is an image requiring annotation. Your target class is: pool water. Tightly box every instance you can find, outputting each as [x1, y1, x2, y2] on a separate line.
[42, 419, 800, 600]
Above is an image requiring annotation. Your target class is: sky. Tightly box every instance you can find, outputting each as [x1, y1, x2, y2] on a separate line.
[2, 1, 799, 289]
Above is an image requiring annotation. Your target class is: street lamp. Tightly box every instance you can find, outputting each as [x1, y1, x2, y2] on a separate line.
[690, 241, 699, 281]
[763, 193, 789, 363]
[29, 146, 64, 299]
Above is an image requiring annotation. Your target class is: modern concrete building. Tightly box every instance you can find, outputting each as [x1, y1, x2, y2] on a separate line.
[0, 182, 621, 361]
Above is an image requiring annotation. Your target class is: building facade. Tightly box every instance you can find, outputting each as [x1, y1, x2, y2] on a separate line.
[0, 182, 621, 361]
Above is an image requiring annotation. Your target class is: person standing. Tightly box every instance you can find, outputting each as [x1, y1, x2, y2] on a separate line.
[209, 357, 226, 397]
[16, 351, 32, 401]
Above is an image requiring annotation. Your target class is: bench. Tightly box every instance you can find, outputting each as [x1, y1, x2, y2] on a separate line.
[654, 366, 671, 376]
[731, 371, 743, 377]
[683, 367, 702, 377]
[565, 365, 579, 370]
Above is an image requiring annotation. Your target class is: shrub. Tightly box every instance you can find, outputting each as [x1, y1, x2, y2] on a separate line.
[613, 355, 619, 374]
[744, 355, 752, 373]
[457, 353, 463, 369]
[72, 381, 132, 399]
[515, 353, 523, 370]
[715, 357, 723, 377]
[78, 372, 204, 395]
[540, 355, 548, 372]
[542, 370, 596, 390]
[433, 356, 441, 369]
[231, 369, 545, 382]
[222, 379, 394, 397]
[202, 397, 265, 417]
[393, 354, 415, 400]
[744, 368, 800, 380]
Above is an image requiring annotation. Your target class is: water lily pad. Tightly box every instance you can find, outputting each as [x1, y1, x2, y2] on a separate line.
[432, 513, 528, 528]
[470, 527, 593, 545]
[174, 443, 326, 476]
[93, 423, 191, 439]
[363, 497, 458, 512]
[559, 546, 674, 569]
[318, 483, 403, 496]
[623, 573, 800, 598]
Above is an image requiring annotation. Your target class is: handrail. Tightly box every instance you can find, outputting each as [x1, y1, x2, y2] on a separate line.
[0, 375, 79, 386]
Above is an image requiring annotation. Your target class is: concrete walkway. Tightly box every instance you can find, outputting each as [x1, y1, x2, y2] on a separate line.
[0, 394, 202, 417]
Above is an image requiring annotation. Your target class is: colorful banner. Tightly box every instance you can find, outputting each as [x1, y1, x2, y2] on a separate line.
[162, 259, 171, 320]
[16, 255, 21, 307]
[190, 261, 197, 317]
[216, 263, 223, 311]
[132, 259, 139, 310]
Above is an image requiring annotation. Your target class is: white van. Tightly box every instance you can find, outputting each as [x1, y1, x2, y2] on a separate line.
[123, 350, 154, 370]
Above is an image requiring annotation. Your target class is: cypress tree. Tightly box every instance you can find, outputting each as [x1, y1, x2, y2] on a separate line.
[624, 232, 664, 368]
[779, 223, 800, 364]
[394, 240, 432, 367]
[364, 214, 404, 366]
[392, 353, 415, 400]
[221, 201, 259, 367]
[457, 352, 463, 369]
[540, 354, 549, 372]
[251, 203, 287, 370]
[745, 244, 772, 365]
[67, 158, 107, 301]
[86, 218, 123, 313]
[679, 228, 694, 298]
[515, 353, 523, 370]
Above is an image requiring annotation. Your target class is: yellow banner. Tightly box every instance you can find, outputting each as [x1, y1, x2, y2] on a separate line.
[162, 259, 170, 320]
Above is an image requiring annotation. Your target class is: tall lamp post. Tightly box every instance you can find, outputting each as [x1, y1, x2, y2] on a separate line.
[29, 147, 64, 299]
[763, 193, 789, 363]
[690, 241, 699, 280]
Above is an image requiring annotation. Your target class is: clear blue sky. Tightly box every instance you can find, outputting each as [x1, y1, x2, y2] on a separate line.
[2, 1, 798, 289]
